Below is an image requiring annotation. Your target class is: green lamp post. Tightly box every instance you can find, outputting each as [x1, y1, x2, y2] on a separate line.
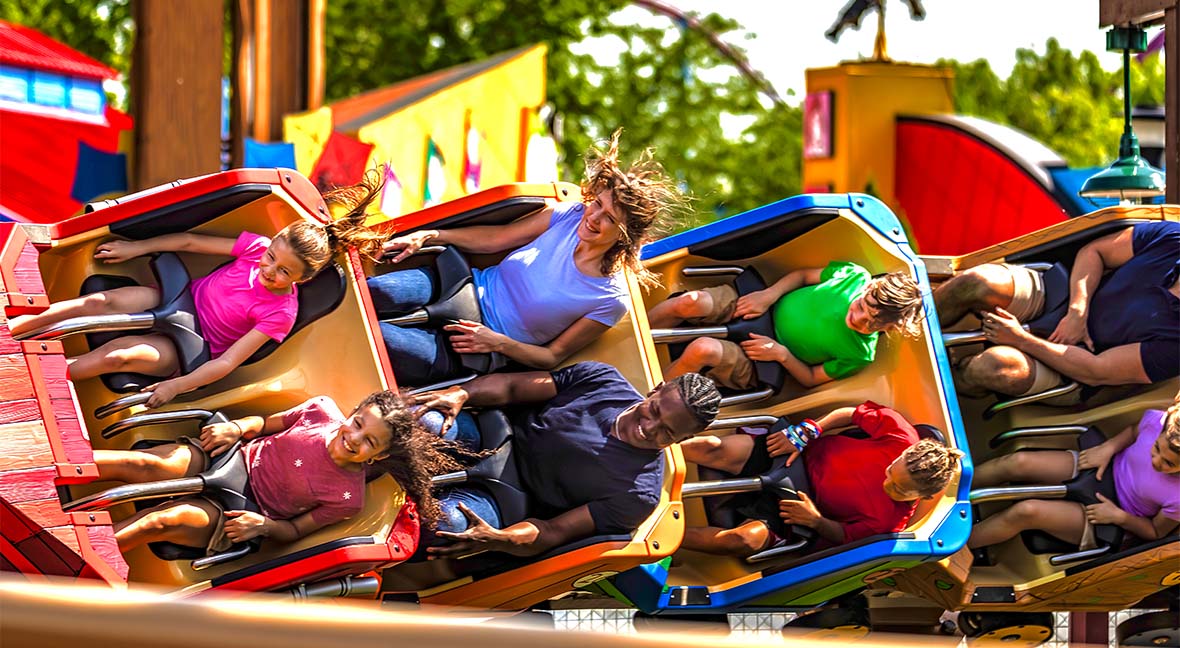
[1078, 26, 1166, 204]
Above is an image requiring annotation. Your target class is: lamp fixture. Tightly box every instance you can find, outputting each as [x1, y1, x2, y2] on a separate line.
[1078, 26, 1166, 204]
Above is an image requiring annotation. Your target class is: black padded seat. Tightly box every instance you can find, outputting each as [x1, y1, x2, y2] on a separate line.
[1020, 427, 1123, 556]
[82, 261, 348, 393]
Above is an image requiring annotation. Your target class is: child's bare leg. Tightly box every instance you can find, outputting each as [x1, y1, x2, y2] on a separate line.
[68, 333, 179, 382]
[682, 520, 770, 557]
[665, 337, 725, 382]
[681, 434, 755, 475]
[9, 286, 160, 337]
[972, 450, 1076, 489]
[968, 499, 1084, 549]
[94, 443, 208, 484]
[648, 290, 715, 328]
[114, 499, 219, 553]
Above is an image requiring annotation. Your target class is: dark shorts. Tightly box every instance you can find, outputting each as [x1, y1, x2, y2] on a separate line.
[727, 433, 793, 541]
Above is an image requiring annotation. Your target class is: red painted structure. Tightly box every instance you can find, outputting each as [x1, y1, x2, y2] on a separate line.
[894, 115, 1071, 255]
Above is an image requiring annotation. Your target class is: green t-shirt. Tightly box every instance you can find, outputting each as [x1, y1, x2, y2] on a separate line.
[771, 261, 878, 380]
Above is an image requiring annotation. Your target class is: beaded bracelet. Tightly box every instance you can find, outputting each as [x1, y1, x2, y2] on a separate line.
[783, 424, 809, 452]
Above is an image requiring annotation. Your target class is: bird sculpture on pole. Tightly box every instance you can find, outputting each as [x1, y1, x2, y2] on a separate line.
[825, 0, 927, 61]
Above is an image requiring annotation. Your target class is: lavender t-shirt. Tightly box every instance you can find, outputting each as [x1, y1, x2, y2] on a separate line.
[1112, 409, 1180, 520]
[472, 202, 629, 345]
[242, 396, 365, 527]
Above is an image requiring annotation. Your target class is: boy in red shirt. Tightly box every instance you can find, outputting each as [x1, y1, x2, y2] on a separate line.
[680, 401, 962, 555]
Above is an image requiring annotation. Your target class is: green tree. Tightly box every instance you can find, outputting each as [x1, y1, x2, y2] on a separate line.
[323, 1, 800, 224]
[942, 38, 1165, 168]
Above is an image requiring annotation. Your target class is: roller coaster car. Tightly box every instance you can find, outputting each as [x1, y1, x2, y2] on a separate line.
[870, 205, 1179, 636]
[596, 193, 970, 617]
[361, 183, 684, 610]
[10, 169, 416, 595]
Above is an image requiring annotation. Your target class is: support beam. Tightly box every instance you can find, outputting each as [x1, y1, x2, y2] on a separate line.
[1099, 0, 1173, 26]
[1069, 611, 1109, 645]
[130, 0, 224, 189]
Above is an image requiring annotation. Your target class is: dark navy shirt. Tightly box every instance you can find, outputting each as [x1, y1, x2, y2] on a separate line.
[512, 361, 663, 534]
[1087, 221, 1179, 382]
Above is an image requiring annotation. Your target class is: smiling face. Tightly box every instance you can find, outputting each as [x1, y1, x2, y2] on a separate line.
[577, 190, 626, 249]
[882, 455, 923, 502]
[328, 403, 394, 466]
[612, 383, 703, 451]
[257, 237, 309, 293]
[1150, 432, 1180, 474]
[845, 292, 885, 335]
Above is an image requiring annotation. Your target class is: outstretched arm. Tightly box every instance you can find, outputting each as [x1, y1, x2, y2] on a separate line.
[383, 206, 554, 262]
[444, 317, 610, 370]
[740, 333, 833, 388]
[733, 267, 825, 320]
[95, 233, 238, 263]
[142, 329, 272, 407]
[427, 503, 597, 558]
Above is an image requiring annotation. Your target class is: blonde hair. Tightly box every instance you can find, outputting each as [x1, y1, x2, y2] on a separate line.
[864, 271, 925, 339]
[276, 167, 389, 279]
[904, 439, 964, 498]
[581, 128, 691, 290]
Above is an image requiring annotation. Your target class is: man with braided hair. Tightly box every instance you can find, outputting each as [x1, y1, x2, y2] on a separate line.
[679, 402, 962, 555]
[409, 361, 721, 557]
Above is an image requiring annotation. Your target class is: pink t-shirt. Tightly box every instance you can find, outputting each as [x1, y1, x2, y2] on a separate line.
[191, 231, 298, 356]
[1112, 409, 1180, 520]
[241, 396, 364, 527]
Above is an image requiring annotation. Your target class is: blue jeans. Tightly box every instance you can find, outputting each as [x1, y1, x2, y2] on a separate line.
[416, 409, 481, 449]
[367, 269, 461, 386]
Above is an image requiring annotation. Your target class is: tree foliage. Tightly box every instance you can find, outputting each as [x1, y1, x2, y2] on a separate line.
[942, 38, 1165, 167]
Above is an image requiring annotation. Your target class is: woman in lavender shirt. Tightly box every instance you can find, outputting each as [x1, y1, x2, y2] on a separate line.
[366, 130, 688, 386]
[968, 400, 1180, 550]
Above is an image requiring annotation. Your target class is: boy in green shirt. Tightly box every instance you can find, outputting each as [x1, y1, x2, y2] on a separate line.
[648, 262, 924, 389]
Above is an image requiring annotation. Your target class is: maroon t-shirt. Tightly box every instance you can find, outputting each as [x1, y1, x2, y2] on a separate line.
[242, 396, 365, 526]
[805, 401, 918, 544]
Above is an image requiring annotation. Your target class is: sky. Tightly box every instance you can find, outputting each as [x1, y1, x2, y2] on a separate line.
[594, 0, 1156, 105]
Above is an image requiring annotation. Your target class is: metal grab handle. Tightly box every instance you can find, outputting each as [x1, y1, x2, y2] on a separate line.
[191, 544, 253, 571]
[381, 244, 448, 261]
[719, 388, 775, 408]
[942, 324, 1032, 348]
[62, 476, 204, 512]
[746, 538, 809, 564]
[13, 312, 155, 341]
[1049, 545, 1111, 566]
[650, 326, 728, 344]
[989, 425, 1090, 449]
[431, 470, 468, 487]
[288, 576, 380, 601]
[707, 415, 779, 431]
[382, 309, 429, 326]
[407, 374, 476, 395]
[102, 408, 215, 439]
[681, 476, 762, 499]
[682, 266, 743, 277]
[968, 485, 1067, 504]
[985, 381, 1081, 419]
[95, 392, 153, 419]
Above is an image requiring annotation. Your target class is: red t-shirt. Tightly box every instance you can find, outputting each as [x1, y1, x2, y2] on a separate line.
[805, 401, 918, 544]
[242, 396, 364, 527]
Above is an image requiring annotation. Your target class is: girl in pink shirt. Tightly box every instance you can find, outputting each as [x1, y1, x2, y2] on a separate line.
[11, 171, 389, 407]
[91, 391, 483, 555]
[970, 402, 1180, 549]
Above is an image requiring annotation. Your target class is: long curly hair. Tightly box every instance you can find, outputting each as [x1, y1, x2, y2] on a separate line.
[276, 167, 390, 279]
[581, 128, 691, 290]
[358, 391, 487, 528]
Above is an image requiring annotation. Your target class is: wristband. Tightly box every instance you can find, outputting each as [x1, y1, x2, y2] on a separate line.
[800, 418, 822, 440]
[782, 424, 810, 452]
[231, 419, 245, 440]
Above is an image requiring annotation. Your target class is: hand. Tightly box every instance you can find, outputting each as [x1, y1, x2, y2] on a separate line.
[426, 503, 519, 558]
[200, 421, 243, 457]
[1084, 493, 1126, 526]
[1047, 310, 1093, 350]
[765, 429, 802, 465]
[94, 240, 146, 264]
[981, 307, 1028, 347]
[223, 510, 269, 543]
[1077, 440, 1117, 481]
[142, 379, 184, 408]
[778, 492, 822, 528]
[733, 289, 776, 320]
[444, 319, 508, 354]
[406, 386, 469, 431]
[381, 230, 435, 264]
[741, 332, 787, 363]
